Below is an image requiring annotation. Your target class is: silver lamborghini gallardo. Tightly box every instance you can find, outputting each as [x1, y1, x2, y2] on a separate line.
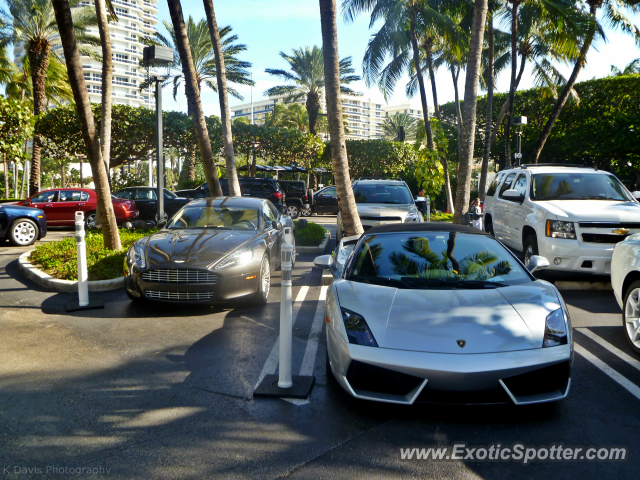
[315, 223, 573, 405]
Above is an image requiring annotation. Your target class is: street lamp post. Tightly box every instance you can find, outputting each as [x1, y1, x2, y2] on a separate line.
[143, 45, 173, 224]
[511, 116, 528, 166]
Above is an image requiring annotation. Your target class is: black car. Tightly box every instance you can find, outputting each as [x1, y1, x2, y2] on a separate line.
[113, 187, 190, 221]
[278, 180, 311, 218]
[0, 203, 47, 246]
[176, 178, 286, 213]
[124, 197, 295, 305]
[312, 186, 339, 215]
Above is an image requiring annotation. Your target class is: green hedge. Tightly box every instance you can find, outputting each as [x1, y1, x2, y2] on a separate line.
[29, 228, 157, 281]
[429, 212, 453, 222]
[294, 220, 327, 246]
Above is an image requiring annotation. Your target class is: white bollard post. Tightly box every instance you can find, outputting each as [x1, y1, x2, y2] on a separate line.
[75, 211, 89, 307]
[278, 226, 294, 388]
[426, 195, 431, 222]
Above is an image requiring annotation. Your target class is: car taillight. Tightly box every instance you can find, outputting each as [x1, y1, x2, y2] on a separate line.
[274, 192, 283, 200]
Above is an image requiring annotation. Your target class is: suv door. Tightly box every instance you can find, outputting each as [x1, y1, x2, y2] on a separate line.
[315, 186, 337, 214]
[493, 172, 517, 242]
[504, 173, 530, 248]
[133, 188, 157, 220]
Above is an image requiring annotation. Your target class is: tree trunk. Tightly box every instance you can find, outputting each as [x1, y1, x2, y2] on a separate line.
[202, 0, 240, 196]
[306, 91, 320, 135]
[3, 154, 8, 199]
[95, 0, 113, 174]
[80, 157, 84, 187]
[319, 0, 363, 237]
[20, 159, 26, 199]
[60, 161, 66, 188]
[52, 0, 121, 250]
[168, 0, 223, 197]
[479, 12, 494, 201]
[453, 0, 488, 224]
[27, 41, 50, 196]
[531, 3, 598, 163]
[187, 145, 196, 181]
[504, 0, 519, 168]
[409, 7, 434, 150]
[251, 150, 257, 177]
[452, 66, 463, 163]
[425, 39, 440, 120]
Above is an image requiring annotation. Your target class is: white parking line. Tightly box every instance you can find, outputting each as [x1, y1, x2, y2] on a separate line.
[577, 328, 640, 372]
[254, 286, 310, 389]
[575, 343, 640, 401]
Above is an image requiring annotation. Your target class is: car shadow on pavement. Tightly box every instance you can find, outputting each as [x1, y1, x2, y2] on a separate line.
[560, 290, 620, 315]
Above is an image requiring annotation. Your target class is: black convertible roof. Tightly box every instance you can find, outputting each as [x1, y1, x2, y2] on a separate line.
[365, 222, 485, 235]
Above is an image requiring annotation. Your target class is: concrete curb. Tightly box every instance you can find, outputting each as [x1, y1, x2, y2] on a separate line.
[554, 280, 612, 291]
[296, 232, 331, 254]
[17, 250, 124, 293]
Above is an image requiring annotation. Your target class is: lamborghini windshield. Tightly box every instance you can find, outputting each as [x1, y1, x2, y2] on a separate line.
[167, 206, 259, 230]
[346, 232, 531, 288]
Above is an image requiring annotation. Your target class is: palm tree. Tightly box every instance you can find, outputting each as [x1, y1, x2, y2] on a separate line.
[166, 0, 223, 197]
[319, 0, 363, 238]
[50, 0, 120, 250]
[530, 0, 634, 163]
[143, 17, 253, 103]
[378, 112, 418, 141]
[453, 0, 488, 224]
[2, 0, 98, 195]
[6, 56, 73, 105]
[264, 45, 361, 135]
[610, 58, 640, 76]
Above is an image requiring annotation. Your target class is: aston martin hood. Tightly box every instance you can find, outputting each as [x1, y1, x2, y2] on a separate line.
[142, 229, 255, 269]
[334, 280, 561, 354]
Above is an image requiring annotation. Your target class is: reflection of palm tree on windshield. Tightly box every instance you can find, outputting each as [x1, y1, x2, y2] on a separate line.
[354, 240, 383, 277]
[554, 180, 574, 198]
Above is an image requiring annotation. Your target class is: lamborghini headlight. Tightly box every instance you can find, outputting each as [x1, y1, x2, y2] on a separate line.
[543, 308, 568, 347]
[214, 249, 254, 270]
[405, 212, 422, 223]
[341, 308, 378, 347]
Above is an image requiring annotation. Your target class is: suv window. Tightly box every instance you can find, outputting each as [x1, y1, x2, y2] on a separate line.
[353, 183, 413, 204]
[499, 173, 517, 198]
[135, 189, 157, 200]
[531, 172, 633, 201]
[318, 187, 336, 197]
[115, 189, 134, 199]
[486, 178, 499, 197]
[511, 174, 528, 198]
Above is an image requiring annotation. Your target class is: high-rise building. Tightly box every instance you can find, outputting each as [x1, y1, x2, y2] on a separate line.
[13, 0, 159, 108]
[231, 94, 428, 140]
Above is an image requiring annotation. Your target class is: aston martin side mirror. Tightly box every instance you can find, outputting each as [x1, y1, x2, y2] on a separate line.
[527, 255, 550, 273]
[314, 255, 332, 269]
[157, 219, 167, 229]
[272, 220, 282, 230]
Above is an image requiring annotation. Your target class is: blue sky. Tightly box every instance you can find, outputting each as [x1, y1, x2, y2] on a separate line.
[155, 1, 640, 117]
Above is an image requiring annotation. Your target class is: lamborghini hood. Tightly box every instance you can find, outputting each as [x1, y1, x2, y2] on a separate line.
[334, 280, 561, 354]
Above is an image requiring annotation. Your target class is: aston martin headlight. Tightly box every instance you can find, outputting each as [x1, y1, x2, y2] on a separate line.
[546, 220, 576, 239]
[214, 249, 254, 270]
[127, 243, 146, 268]
[341, 308, 378, 347]
[405, 212, 422, 223]
[543, 308, 568, 347]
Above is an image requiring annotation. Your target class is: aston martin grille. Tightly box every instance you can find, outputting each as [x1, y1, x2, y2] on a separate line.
[142, 269, 218, 284]
[145, 290, 214, 301]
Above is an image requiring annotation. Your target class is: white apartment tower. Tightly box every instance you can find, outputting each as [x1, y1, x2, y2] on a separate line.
[13, 0, 159, 108]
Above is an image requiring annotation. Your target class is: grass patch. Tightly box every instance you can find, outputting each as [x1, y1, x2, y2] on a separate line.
[428, 212, 453, 222]
[294, 220, 327, 247]
[29, 228, 157, 281]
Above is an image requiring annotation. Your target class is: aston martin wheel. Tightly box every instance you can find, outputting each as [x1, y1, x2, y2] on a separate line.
[85, 211, 97, 229]
[8, 219, 38, 246]
[623, 281, 640, 355]
[253, 255, 271, 304]
[300, 205, 312, 217]
[286, 204, 300, 219]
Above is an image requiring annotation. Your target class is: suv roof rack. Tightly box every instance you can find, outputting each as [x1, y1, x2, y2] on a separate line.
[513, 163, 597, 170]
[357, 177, 403, 181]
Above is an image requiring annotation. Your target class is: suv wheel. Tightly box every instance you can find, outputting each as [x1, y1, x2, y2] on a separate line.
[485, 217, 494, 236]
[286, 204, 300, 219]
[623, 281, 640, 355]
[523, 234, 539, 266]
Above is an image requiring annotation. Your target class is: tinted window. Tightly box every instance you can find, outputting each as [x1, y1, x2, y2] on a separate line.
[115, 190, 134, 199]
[59, 190, 83, 202]
[347, 232, 530, 287]
[512, 174, 528, 198]
[167, 206, 258, 230]
[499, 173, 517, 197]
[31, 191, 57, 203]
[486, 178, 499, 197]
[164, 189, 178, 199]
[318, 187, 336, 197]
[531, 173, 633, 201]
[353, 184, 413, 204]
[262, 202, 276, 226]
[135, 189, 157, 200]
[267, 201, 279, 219]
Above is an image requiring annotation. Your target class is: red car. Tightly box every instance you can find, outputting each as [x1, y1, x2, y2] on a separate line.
[21, 188, 139, 227]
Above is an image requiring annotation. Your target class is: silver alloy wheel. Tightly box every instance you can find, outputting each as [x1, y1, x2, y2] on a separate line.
[624, 288, 640, 349]
[300, 205, 312, 217]
[261, 256, 270, 299]
[524, 244, 534, 265]
[12, 221, 36, 245]
[286, 205, 299, 218]
[86, 213, 97, 229]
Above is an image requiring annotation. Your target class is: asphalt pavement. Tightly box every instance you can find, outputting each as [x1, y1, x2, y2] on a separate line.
[0, 216, 638, 479]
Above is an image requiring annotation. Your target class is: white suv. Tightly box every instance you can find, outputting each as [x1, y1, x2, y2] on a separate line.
[483, 165, 640, 275]
[336, 179, 422, 243]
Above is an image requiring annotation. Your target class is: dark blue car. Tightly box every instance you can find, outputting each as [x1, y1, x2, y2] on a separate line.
[0, 204, 47, 246]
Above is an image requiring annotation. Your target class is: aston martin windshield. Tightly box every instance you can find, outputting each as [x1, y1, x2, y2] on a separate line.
[346, 232, 531, 287]
[167, 206, 259, 230]
[353, 184, 413, 204]
[531, 173, 633, 201]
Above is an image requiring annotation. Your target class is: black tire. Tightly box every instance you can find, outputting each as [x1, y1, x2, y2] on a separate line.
[485, 217, 495, 236]
[622, 280, 640, 355]
[286, 204, 300, 219]
[85, 211, 97, 229]
[8, 218, 38, 246]
[523, 234, 539, 266]
[253, 254, 271, 304]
